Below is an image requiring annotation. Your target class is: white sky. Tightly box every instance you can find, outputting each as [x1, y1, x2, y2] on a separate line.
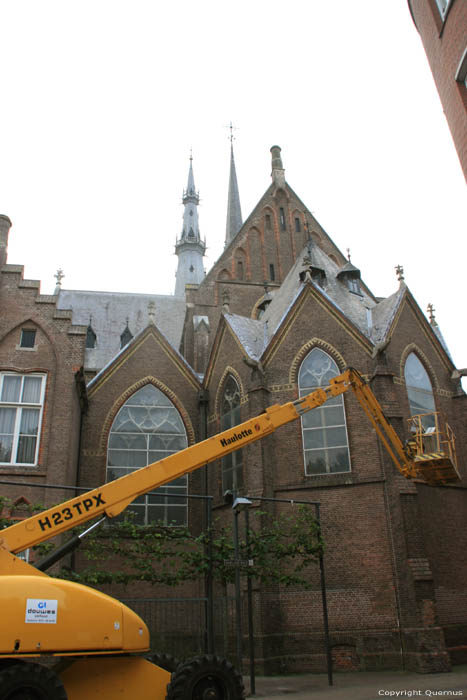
[1, 1, 466, 370]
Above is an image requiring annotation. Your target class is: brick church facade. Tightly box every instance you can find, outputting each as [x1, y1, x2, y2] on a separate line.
[1, 144, 466, 674]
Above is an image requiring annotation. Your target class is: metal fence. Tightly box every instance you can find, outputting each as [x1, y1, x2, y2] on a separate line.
[121, 596, 238, 661]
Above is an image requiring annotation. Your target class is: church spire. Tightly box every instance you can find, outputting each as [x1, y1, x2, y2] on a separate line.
[174, 153, 206, 298]
[225, 126, 243, 247]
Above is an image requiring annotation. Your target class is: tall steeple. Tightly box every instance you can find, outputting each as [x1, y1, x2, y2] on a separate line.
[224, 127, 243, 247]
[174, 154, 206, 298]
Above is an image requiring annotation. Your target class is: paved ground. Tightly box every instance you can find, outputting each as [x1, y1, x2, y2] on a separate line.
[246, 665, 467, 700]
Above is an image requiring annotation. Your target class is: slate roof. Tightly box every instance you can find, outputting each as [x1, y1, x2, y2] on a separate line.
[224, 315, 265, 361]
[57, 289, 186, 372]
[223, 244, 412, 359]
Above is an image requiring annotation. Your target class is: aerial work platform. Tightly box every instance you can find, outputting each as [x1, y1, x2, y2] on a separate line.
[407, 413, 459, 486]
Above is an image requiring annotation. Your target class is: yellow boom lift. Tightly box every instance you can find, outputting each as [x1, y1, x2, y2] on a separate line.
[0, 368, 459, 699]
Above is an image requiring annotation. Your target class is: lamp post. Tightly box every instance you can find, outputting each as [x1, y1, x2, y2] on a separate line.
[232, 496, 254, 693]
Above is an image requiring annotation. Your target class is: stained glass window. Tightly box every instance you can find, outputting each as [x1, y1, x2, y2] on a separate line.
[221, 375, 243, 493]
[404, 353, 436, 429]
[107, 384, 188, 525]
[298, 348, 350, 475]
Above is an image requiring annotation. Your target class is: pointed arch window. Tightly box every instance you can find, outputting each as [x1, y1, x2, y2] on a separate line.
[86, 325, 97, 349]
[404, 353, 436, 428]
[298, 348, 350, 475]
[120, 325, 133, 348]
[221, 375, 243, 492]
[107, 384, 188, 525]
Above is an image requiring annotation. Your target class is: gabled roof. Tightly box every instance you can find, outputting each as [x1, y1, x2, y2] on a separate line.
[57, 289, 186, 371]
[223, 314, 265, 361]
[261, 243, 377, 342]
[219, 244, 447, 366]
[87, 322, 201, 396]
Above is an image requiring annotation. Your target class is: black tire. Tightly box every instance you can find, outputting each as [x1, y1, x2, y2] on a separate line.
[0, 662, 67, 700]
[166, 655, 245, 700]
[146, 652, 181, 673]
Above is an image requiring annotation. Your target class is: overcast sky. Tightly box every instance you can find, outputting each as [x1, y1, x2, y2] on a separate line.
[1, 1, 466, 370]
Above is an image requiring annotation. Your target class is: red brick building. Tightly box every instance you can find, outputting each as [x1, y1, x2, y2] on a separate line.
[1, 144, 466, 674]
[408, 0, 467, 178]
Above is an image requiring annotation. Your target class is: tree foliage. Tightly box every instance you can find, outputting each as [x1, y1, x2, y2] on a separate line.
[0, 495, 323, 590]
[58, 505, 323, 589]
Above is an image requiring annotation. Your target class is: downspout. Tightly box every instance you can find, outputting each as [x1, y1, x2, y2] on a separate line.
[71, 367, 88, 571]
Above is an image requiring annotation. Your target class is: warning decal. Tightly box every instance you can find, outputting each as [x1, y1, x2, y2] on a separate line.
[25, 599, 58, 624]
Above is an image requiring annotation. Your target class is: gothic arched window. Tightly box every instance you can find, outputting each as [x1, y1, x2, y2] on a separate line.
[86, 325, 97, 349]
[221, 375, 243, 493]
[404, 353, 436, 428]
[107, 384, 188, 525]
[120, 325, 133, 348]
[298, 348, 350, 475]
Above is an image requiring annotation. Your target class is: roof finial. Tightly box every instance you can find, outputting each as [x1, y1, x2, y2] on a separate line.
[427, 303, 437, 326]
[148, 300, 156, 325]
[225, 122, 238, 144]
[54, 268, 65, 294]
[222, 288, 230, 313]
[395, 264, 405, 283]
[346, 248, 351, 262]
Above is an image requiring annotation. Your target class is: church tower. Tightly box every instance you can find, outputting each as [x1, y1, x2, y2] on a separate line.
[174, 155, 206, 298]
[224, 138, 243, 247]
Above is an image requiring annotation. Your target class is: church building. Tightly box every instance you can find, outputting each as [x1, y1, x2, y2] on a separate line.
[0, 144, 466, 674]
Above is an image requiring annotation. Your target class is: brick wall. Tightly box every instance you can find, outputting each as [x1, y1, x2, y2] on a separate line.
[408, 0, 467, 179]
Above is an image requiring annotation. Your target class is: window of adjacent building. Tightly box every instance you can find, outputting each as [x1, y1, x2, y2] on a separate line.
[279, 207, 286, 231]
[299, 348, 350, 476]
[295, 217, 301, 232]
[269, 263, 275, 282]
[434, 0, 451, 17]
[455, 47, 467, 88]
[107, 384, 188, 525]
[221, 375, 243, 493]
[265, 214, 271, 229]
[20, 329, 36, 349]
[0, 373, 46, 466]
[237, 260, 244, 280]
[404, 353, 436, 428]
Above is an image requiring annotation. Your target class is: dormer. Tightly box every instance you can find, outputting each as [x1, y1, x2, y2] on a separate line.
[337, 261, 362, 296]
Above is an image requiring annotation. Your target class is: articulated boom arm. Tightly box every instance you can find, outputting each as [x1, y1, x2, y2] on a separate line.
[0, 369, 416, 556]
[334, 369, 417, 480]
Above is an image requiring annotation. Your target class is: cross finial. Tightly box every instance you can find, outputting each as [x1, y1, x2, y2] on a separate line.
[189, 148, 193, 163]
[225, 122, 238, 144]
[54, 268, 64, 286]
[427, 303, 437, 325]
[53, 268, 65, 295]
[346, 248, 351, 262]
[395, 264, 404, 282]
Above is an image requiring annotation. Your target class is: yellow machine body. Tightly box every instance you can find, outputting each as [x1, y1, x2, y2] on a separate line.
[0, 574, 149, 655]
[59, 657, 170, 700]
